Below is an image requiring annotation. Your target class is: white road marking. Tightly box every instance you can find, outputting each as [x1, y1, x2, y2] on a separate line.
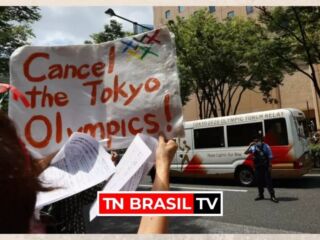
[139, 184, 248, 192]
[305, 173, 320, 177]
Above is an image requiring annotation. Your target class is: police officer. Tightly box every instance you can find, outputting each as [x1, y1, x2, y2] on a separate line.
[245, 134, 279, 203]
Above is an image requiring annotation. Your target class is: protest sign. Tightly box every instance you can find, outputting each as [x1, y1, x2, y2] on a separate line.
[36, 132, 116, 209]
[9, 27, 184, 156]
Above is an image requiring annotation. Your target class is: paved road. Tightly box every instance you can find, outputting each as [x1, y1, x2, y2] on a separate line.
[86, 171, 320, 233]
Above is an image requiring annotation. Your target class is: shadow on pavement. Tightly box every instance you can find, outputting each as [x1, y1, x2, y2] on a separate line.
[272, 177, 320, 189]
[276, 197, 299, 202]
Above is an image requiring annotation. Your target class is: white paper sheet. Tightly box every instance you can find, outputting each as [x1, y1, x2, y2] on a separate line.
[36, 132, 116, 209]
[120, 134, 158, 191]
[89, 134, 158, 221]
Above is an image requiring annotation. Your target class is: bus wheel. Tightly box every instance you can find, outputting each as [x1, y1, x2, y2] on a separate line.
[236, 167, 254, 186]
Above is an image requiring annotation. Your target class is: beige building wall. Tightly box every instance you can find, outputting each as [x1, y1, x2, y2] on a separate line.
[232, 88, 278, 114]
[279, 68, 315, 110]
[154, 6, 320, 129]
[182, 70, 317, 121]
[154, 6, 259, 28]
[182, 94, 199, 121]
[312, 65, 320, 128]
[154, 6, 204, 28]
[182, 87, 280, 121]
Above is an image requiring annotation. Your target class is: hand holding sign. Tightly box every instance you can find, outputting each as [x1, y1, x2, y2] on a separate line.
[9, 27, 184, 156]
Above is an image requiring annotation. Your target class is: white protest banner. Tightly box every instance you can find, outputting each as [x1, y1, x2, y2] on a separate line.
[9, 27, 184, 156]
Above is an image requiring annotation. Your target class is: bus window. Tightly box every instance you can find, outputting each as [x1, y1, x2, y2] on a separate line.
[264, 118, 288, 146]
[227, 122, 262, 147]
[194, 127, 225, 149]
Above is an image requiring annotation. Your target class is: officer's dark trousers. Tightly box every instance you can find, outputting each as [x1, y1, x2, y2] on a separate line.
[255, 166, 275, 197]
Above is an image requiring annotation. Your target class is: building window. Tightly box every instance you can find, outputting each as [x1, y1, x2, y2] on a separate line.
[194, 127, 225, 149]
[165, 10, 171, 19]
[178, 6, 185, 13]
[227, 123, 263, 147]
[227, 11, 235, 18]
[208, 6, 216, 13]
[246, 6, 254, 14]
[264, 118, 288, 146]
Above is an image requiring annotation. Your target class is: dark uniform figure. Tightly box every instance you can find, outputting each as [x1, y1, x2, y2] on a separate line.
[245, 135, 279, 203]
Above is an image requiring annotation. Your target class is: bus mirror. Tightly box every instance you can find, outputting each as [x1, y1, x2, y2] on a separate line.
[310, 120, 315, 133]
[298, 128, 304, 138]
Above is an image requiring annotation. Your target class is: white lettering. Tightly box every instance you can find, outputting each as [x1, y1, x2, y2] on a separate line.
[102, 198, 124, 210]
[196, 197, 218, 210]
[182, 198, 192, 210]
[166, 197, 176, 210]
[130, 198, 141, 210]
[143, 198, 153, 209]
[154, 198, 166, 210]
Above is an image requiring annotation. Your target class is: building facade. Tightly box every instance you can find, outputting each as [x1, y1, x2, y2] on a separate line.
[153, 6, 320, 130]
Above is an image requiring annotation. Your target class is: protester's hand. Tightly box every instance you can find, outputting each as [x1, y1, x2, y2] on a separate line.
[138, 134, 177, 234]
[155, 133, 178, 172]
[111, 151, 119, 164]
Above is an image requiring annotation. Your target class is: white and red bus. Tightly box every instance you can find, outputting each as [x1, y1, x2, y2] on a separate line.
[172, 108, 312, 185]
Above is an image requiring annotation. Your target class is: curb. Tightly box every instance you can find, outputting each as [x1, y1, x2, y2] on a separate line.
[310, 168, 320, 174]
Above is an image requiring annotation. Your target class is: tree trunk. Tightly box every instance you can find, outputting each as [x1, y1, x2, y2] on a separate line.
[233, 88, 246, 115]
[293, 7, 320, 98]
[195, 90, 203, 119]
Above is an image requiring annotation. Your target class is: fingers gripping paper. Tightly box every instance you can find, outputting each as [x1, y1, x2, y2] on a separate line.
[9, 27, 184, 156]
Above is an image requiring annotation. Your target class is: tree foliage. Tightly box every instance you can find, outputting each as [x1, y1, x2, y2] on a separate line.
[0, 7, 41, 76]
[0, 7, 40, 112]
[168, 10, 288, 118]
[85, 19, 132, 44]
[258, 7, 320, 98]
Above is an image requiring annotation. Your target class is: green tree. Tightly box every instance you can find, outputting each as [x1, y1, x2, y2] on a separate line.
[0, 7, 41, 76]
[85, 19, 132, 44]
[0, 7, 41, 112]
[168, 10, 288, 118]
[258, 7, 320, 98]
